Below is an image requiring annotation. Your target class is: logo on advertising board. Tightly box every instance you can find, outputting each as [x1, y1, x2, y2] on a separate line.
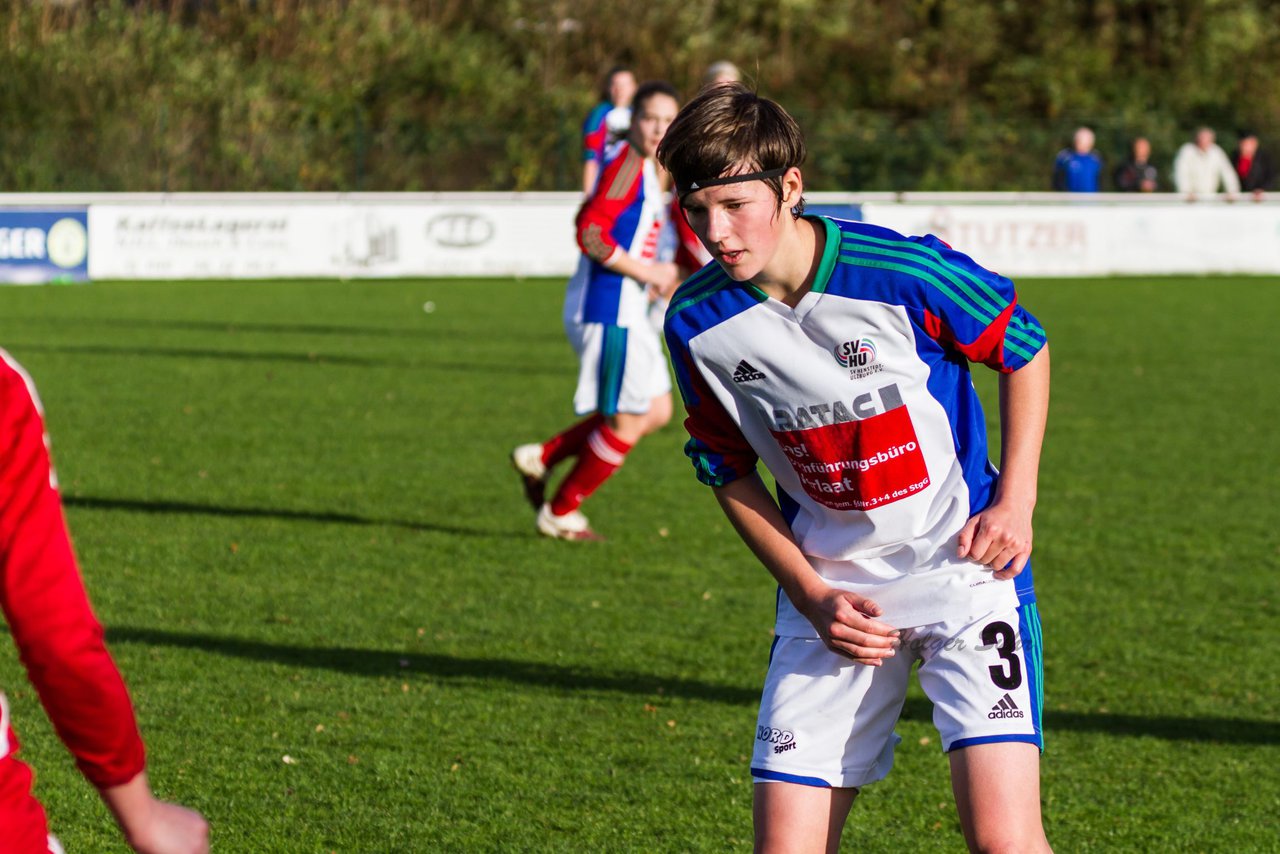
[427, 212, 494, 249]
[834, 337, 882, 380]
[0, 210, 89, 284]
[336, 213, 398, 268]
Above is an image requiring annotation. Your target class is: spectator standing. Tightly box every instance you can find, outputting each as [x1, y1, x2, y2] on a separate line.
[581, 66, 638, 196]
[1113, 137, 1159, 192]
[1052, 127, 1103, 192]
[1173, 127, 1240, 199]
[1231, 130, 1274, 200]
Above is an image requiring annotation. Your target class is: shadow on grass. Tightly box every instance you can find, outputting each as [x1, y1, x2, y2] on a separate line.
[8, 342, 566, 375]
[63, 495, 519, 539]
[105, 626, 1279, 745]
[105, 626, 760, 707]
[8, 342, 392, 367]
[899, 697, 1277, 746]
[5, 315, 568, 344]
[39, 317, 453, 340]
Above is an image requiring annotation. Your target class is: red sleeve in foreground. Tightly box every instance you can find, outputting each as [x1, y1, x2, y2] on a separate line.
[575, 145, 644, 262]
[0, 356, 145, 789]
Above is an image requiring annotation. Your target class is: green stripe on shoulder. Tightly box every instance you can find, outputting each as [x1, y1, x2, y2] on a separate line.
[836, 252, 995, 327]
[842, 232, 1009, 320]
[666, 266, 741, 320]
[1003, 335, 1037, 363]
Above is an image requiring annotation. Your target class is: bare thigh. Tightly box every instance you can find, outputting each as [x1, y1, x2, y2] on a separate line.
[753, 782, 857, 854]
[949, 742, 1051, 853]
[607, 392, 671, 443]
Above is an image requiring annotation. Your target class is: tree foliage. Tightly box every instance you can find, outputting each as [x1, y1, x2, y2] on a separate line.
[2, 0, 1278, 191]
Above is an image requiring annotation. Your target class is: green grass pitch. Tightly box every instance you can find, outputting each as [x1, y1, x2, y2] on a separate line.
[0, 276, 1276, 852]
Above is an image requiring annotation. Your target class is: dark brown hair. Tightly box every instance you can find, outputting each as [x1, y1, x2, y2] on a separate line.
[657, 83, 806, 215]
[632, 80, 680, 117]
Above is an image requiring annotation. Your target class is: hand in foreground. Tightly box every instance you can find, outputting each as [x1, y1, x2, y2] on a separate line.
[799, 585, 900, 666]
[957, 499, 1033, 581]
[644, 261, 681, 294]
[101, 773, 209, 854]
[124, 800, 209, 854]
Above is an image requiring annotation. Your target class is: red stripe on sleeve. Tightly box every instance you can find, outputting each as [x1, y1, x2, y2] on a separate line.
[680, 350, 758, 482]
[923, 301, 1018, 372]
[575, 146, 644, 262]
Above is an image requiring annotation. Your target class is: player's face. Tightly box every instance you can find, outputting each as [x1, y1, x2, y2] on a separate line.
[629, 94, 679, 159]
[610, 71, 637, 107]
[680, 168, 803, 284]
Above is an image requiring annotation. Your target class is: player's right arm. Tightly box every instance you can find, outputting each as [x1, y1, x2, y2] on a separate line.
[575, 147, 679, 291]
[663, 330, 897, 662]
[713, 474, 899, 665]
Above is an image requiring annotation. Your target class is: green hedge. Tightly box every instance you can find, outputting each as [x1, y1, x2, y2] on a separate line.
[2, 0, 1278, 192]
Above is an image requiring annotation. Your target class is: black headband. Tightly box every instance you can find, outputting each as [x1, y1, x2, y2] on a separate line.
[677, 166, 790, 197]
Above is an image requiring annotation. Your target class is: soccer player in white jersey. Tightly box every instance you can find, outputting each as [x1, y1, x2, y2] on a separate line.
[658, 84, 1052, 853]
[511, 81, 701, 540]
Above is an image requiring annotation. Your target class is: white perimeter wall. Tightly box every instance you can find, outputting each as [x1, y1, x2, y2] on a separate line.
[3, 191, 1279, 279]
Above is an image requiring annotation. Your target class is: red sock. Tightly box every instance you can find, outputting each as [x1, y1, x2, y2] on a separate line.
[542, 413, 605, 468]
[549, 424, 633, 516]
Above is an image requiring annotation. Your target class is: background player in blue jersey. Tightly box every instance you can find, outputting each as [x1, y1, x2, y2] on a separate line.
[512, 81, 701, 541]
[658, 84, 1052, 853]
[581, 66, 637, 196]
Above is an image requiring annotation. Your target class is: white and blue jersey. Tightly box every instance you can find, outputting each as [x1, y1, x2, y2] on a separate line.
[664, 216, 1047, 633]
[564, 141, 670, 331]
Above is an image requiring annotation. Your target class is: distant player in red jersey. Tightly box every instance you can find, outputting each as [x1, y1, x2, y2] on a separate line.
[0, 350, 209, 854]
[581, 66, 638, 196]
[512, 81, 702, 540]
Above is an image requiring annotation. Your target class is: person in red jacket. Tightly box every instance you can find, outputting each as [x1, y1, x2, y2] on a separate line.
[0, 350, 208, 854]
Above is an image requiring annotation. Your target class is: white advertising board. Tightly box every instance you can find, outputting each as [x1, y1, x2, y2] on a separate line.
[10, 191, 1271, 280]
[859, 202, 1280, 277]
[88, 198, 582, 280]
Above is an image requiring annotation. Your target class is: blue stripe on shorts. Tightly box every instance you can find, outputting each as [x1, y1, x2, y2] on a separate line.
[1018, 601, 1045, 749]
[750, 767, 832, 788]
[596, 324, 628, 416]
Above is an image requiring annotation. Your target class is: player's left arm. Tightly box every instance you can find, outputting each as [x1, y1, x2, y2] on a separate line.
[901, 232, 1052, 579]
[957, 344, 1051, 579]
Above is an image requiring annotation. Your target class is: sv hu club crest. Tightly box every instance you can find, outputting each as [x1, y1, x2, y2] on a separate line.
[834, 337, 877, 369]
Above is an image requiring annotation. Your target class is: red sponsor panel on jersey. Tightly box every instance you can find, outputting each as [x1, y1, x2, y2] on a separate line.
[771, 406, 930, 511]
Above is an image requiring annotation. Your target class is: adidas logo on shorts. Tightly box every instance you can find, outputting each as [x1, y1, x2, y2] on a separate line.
[733, 360, 766, 383]
[988, 693, 1024, 719]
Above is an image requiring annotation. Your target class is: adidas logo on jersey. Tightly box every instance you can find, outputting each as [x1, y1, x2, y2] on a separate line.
[988, 693, 1024, 719]
[733, 360, 766, 383]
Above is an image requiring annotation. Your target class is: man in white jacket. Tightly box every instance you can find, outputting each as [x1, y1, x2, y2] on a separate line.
[1174, 127, 1240, 199]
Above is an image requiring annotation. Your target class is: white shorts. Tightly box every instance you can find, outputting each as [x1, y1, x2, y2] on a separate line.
[567, 321, 671, 416]
[751, 602, 1043, 789]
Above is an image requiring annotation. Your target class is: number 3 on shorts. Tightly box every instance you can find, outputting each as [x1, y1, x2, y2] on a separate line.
[980, 621, 1023, 690]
